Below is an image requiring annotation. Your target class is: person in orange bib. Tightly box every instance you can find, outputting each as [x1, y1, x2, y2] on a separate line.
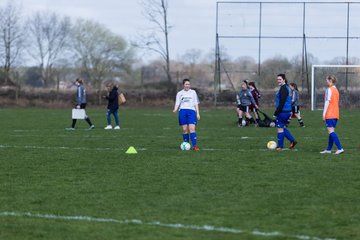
[320, 75, 344, 155]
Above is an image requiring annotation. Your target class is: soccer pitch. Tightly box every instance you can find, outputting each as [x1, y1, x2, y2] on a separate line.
[1, 108, 359, 240]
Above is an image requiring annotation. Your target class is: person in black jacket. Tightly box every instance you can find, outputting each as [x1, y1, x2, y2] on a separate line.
[103, 83, 120, 130]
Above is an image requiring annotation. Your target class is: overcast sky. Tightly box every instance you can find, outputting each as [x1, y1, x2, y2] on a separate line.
[14, 0, 217, 62]
[3, 0, 360, 63]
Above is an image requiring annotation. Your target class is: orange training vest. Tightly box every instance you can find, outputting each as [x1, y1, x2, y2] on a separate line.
[325, 86, 339, 120]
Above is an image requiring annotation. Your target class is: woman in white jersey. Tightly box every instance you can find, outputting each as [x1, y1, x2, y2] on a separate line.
[173, 79, 200, 151]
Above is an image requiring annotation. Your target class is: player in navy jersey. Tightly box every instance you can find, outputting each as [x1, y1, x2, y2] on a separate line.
[274, 74, 297, 150]
[173, 79, 200, 151]
[289, 83, 305, 127]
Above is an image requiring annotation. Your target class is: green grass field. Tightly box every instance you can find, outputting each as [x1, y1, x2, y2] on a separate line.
[1, 107, 359, 240]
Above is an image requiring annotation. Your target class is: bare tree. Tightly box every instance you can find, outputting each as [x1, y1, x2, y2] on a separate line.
[257, 56, 293, 89]
[26, 11, 71, 88]
[182, 49, 202, 65]
[53, 58, 73, 100]
[180, 49, 202, 76]
[140, 0, 172, 90]
[0, 1, 25, 85]
[71, 19, 134, 104]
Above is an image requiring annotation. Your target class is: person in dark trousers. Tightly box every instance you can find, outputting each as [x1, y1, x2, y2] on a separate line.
[274, 74, 297, 150]
[104, 83, 120, 130]
[66, 78, 94, 130]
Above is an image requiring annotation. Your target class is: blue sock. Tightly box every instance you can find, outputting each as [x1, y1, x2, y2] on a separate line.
[190, 132, 197, 147]
[284, 128, 295, 143]
[327, 134, 334, 151]
[182, 133, 189, 142]
[277, 132, 285, 148]
[330, 132, 342, 150]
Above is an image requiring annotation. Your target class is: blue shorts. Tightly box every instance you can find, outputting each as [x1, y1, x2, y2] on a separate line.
[276, 112, 292, 128]
[325, 119, 338, 128]
[178, 109, 197, 126]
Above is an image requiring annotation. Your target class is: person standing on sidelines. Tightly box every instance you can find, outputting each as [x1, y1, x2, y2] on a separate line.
[66, 78, 95, 130]
[103, 82, 120, 130]
[173, 79, 200, 151]
[289, 83, 305, 127]
[320, 75, 344, 154]
[274, 74, 297, 150]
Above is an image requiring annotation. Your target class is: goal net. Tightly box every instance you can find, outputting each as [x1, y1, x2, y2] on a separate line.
[311, 65, 360, 110]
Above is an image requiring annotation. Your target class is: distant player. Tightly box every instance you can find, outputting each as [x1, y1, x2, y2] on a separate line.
[289, 83, 305, 127]
[173, 79, 200, 151]
[274, 74, 297, 150]
[248, 81, 261, 125]
[236, 82, 258, 127]
[320, 75, 344, 154]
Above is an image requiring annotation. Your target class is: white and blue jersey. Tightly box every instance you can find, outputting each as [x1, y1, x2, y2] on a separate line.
[175, 89, 199, 125]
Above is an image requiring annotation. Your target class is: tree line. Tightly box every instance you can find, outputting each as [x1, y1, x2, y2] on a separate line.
[1, 0, 359, 103]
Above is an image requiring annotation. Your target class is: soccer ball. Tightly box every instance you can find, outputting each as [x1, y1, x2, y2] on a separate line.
[180, 142, 191, 151]
[241, 119, 247, 126]
[269, 122, 276, 128]
[267, 140, 277, 150]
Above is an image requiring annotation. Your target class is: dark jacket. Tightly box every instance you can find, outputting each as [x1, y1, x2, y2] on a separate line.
[250, 88, 260, 106]
[106, 86, 119, 111]
[274, 84, 292, 116]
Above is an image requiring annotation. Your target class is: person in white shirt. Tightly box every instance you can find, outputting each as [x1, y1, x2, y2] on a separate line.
[173, 79, 200, 151]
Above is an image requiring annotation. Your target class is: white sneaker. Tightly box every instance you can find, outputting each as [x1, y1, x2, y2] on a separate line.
[104, 125, 112, 130]
[114, 126, 120, 130]
[320, 150, 331, 154]
[334, 149, 344, 155]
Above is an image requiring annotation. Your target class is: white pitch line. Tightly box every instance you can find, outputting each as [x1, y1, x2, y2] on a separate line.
[0, 211, 336, 240]
[0, 144, 292, 152]
[0, 144, 146, 152]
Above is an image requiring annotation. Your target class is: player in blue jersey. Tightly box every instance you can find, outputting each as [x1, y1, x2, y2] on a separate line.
[274, 74, 297, 150]
[173, 79, 200, 151]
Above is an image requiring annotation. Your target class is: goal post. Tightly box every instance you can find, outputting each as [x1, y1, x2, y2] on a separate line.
[311, 65, 360, 111]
